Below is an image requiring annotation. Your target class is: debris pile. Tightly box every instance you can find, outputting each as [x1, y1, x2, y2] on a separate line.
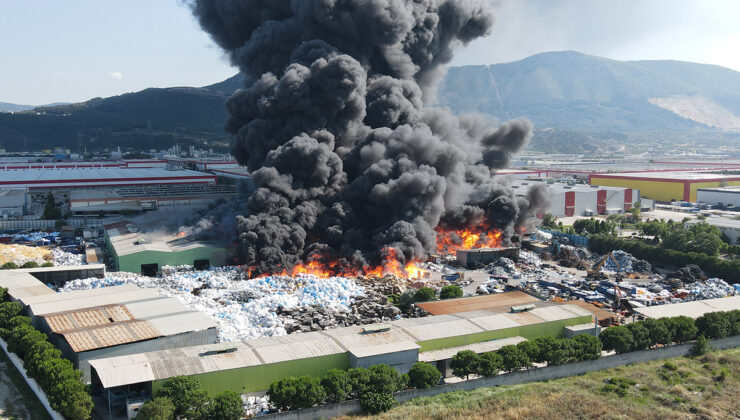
[59, 266, 376, 341]
[602, 250, 635, 272]
[666, 265, 707, 285]
[0, 243, 50, 266]
[682, 278, 735, 300]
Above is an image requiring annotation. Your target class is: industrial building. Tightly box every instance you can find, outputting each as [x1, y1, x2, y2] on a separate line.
[696, 186, 740, 208]
[89, 294, 593, 399]
[0, 267, 218, 382]
[0, 189, 27, 217]
[511, 181, 639, 217]
[0, 167, 216, 191]
[685, 218, 740, 244]
[634, 296, 740, 319]
[456, 247, 520, 268]
[590, 171, 740, 202]
[105, 221, 228, 274]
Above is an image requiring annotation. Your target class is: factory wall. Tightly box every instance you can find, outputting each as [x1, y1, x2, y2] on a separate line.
[349, 348, 419, 373]
[151, 353, 350, 396]
[115, 247, 227, 273]
[590, 177, 682, 202]
[697, 189, 740, 207]
[574, 190, 597, 217]
[415, 316, 592, 352]
[687, 181, 740, 202]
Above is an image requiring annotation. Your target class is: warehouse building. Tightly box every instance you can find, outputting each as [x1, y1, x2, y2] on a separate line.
[590, 171, 740, 202]
[685, 218, 740, 244]
[0, 189, 27, 217]
[89, 296, 592, 400]
[696, 186, 740, 208]
[511, 181, 639, 217]
[634, 296, 740, 319]
[105, 221, 228, 274]
[0, 267, 218, 382]
[456, 247, 520, 268]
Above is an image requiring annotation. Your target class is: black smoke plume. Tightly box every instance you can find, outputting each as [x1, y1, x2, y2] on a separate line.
[190, 0, 549, 274]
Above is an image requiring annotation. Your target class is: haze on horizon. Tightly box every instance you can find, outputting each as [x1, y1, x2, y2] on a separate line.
[1, 0, 739, 105]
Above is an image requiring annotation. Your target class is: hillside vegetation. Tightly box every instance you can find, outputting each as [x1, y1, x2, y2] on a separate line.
[345, 347, 740, 420]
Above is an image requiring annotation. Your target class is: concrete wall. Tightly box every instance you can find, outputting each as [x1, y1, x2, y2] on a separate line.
[350, 348, 418, 373]
[697, 189, 740, 208]
[262, 335, 740, 420]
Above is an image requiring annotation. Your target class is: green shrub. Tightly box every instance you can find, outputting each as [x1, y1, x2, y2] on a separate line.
[21, 261, 39, 268]
[691, 335, 711, 357]
[642, 318, 671, 347]
[414, 287, 436, 302]
[267, 377, 299, 411]
[408, 362, 442, 389]
[532, 336, 558, 365]
[367, 364, 401, 395]
[600, 326, 634, 354]
[1, 262, 19, 270]
[516, 340, 540, 367]
[626, 322, 651, 351]
[321, 368, 352, 402]
[206, 390, 245, 420]
[439, 285, 463, 300]
[572, 333, 603, 361]
[695, 312, 730, 339]
[663, 316, 697, 343]
[601, 377, 636, 397]
[347, 367, 371, 398]
[156, 376, 208, 418]
[478, 351, 503, 376]
[450, 350, 480, 380]
[41, 262, 54, 267]
[498, 345, 529, 372]
[136, 397, 175, 420]
[359, 392, 396, 414]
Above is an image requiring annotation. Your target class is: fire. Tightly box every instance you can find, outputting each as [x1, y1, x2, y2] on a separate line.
[435, 223, 502, 255]
[246, 246, 428, 280]
[176, 231, 187, 237]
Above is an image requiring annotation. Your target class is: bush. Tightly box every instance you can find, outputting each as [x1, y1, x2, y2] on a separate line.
[321, 369, 352, 402]
[0, 301, 23, 327]
[408, 362, 442, 389]
[367, 364, 401, 395]
[414, 287, 436, 302]
[695, 312, 730, 339]
[41, 262, 54, 267]
[600, 326, 634, 354]
[572, 333, 603, 361]
[477, 351, 503, 376]
[136, 397, 175, 420]
[691, 335, 711, 356]
[601, 377, 636, 397]
[21, 261, 39, 268]
[663, 316, 697, 343]
[439, 285, 463, 300]
[359, 392, 396, 414]
[498, 345, 529, 372]
[156, 376, 208, 418]
[206, 390, 245, 420]
[1, 262, 18, 270]
[450, 350, 479, 380]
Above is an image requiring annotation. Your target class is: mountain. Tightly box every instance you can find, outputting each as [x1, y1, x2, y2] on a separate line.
[0, 102, 35, 113]
[2, 51, 740, 153]
[438, 51, 740, 132]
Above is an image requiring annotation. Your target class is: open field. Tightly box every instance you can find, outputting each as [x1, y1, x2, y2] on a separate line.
[345, 347, 740, 420]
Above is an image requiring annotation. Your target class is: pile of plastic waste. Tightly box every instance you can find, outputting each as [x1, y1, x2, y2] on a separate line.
[602, 250, 635, 272]
[518, 250, 542, 266]
[59, 266, 365, 342]
[0, 243, 49, 266]
[50, 247, 85, 266]
[684, 278, 737, 299]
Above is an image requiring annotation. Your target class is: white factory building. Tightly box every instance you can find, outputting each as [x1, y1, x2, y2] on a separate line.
[686, 218, 740, 244]
[697, 186, 740, 208]
[511, 181, 639, 218]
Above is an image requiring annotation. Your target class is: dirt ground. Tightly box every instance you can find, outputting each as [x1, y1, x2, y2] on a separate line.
[0, 351, 49, 420]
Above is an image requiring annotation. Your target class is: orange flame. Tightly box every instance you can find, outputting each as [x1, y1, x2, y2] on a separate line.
[176, 231, 187, 237]
[435, 223, 503, 255]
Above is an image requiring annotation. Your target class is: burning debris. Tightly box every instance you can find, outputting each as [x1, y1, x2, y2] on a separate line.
[188, 0, 549, 276]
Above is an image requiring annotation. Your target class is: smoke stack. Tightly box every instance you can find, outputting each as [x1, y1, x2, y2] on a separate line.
[189, 0, 549, 275]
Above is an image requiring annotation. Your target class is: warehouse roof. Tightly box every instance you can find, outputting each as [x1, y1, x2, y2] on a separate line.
[105, 221, 223, 257]
[634, 296, 740, 319]
[0, 272, 56, 299]
[686, 217, 740, 230]
[90, 302, 592, 388]
[591, 171, 740, 182]
[0, 167, 215, 189]
[697, 186, 740, 194]
[416, 291, 539, 315]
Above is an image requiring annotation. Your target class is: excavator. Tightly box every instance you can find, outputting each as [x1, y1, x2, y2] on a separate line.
[586, 252, 622, 280]
[587, 252, 634, 317]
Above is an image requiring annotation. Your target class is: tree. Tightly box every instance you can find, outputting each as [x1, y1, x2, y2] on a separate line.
[498, 345, 529, 372]
[663, 316, 698, 343]
[477, 351, 503, 376]
[359, 392, 396, 414]
[695, 312, 730, 339]
[691, 334, 711, 356]
[547, 339, 575, 366]
[397, 290, 417, 313]
[156, 376, 208, 419]
[516, 341, 540, 367]
[136, 397, 175, 420]
[532, 336, 558, 365]
[439, 285, 463, 300]
[367, 364, 401, 395]
[347, 368, 371, 398]
[206, 391, 244, 420]
[541, 213, 558, 229]
[408, 362, 442, 389]
[0, 315, 31, 340]
[572, 334, 602, 361]
[629, 201, 642, 222]
[0, 302, 23, 328]
[450, 350, 479, 380]
[642, 318, 671, 347]
[267, 377, 298, 411]
[321, 369, 352, 402]
[52, 379, 94, 420]
[42, 192, 62, 220]
[414, 287, 436, 302]
[7, 324, 43, 359]
[600, 326, 634, 354]
[626, 322, 651, 351]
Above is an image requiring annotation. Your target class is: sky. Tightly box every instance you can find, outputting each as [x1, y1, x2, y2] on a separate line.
[1, 0, 739, 105]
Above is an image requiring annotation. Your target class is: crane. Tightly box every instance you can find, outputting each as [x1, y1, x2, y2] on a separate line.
[587, 251, 621, 279]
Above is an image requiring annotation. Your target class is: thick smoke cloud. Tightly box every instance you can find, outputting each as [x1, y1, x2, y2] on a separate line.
[190, 0, 549, 273]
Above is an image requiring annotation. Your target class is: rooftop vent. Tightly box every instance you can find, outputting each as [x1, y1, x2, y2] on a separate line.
[362, 324, 391, 334]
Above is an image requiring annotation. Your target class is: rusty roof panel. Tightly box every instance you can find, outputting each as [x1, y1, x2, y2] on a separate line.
[45, 314, 76, 333]
[92, 325, 135, 348]
[106, 305, 134, 322]
[71, 309, 110, 329]
[64, 331, 98, 352]
[127, 321, 161, 341]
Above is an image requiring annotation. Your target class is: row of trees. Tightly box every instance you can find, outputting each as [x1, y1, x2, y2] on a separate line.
[392, 285, 463, 314]
[589, 234, 740, 282]
[638, 220, 732, 256]
[0, 287, 93, 420]
[448, 333, 603, 380]
[600, 311, 740, 354]
[137, 376, 243, 420]
[1, 261, 54, 270]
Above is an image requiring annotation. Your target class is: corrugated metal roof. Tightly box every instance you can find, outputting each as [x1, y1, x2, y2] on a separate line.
[148, 312, 218, 336]
[21, 283, 140, 306]
[418, 336, 526, 362]
[635, 296, 740, 319]
[61, 320, 162, 353]
[30, 288, 161, 316]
